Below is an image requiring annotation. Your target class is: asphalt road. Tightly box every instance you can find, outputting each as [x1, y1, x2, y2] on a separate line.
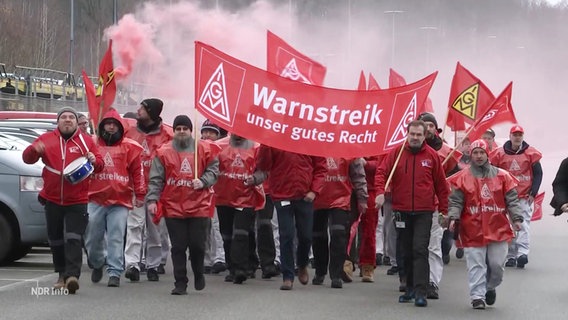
[0, 215, 566, 320]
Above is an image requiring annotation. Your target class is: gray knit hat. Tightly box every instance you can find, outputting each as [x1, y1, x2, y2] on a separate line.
[57, 106, 79, 121]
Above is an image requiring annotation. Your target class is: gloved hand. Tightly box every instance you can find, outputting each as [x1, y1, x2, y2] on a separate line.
[375, 194, 385, 209]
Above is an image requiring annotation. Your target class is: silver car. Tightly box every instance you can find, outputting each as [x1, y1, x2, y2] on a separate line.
[0, 131, 47, 265]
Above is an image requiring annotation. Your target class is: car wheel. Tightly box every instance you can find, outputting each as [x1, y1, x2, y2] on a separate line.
[9, 245, 32, 262]
[0, 214, 15, 265]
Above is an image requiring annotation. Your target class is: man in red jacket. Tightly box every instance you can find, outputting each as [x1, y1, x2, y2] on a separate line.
[146, 115, 219, 295]
[22, 106, 104, 294]
[84, 109, 145, 288]
[375, 120, 449, 307]
[490, 125, 542, 269]
[216, 134, 265, 284]
[311, 157, 367, 288]
[252, 146, 327, 290]
[447, 139, 523, 309]
[124, 98, 173, 282]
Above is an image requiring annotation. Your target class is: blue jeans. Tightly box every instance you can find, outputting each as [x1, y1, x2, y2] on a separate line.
[275, 199, 314, 281]
[85, 203, 128, 277]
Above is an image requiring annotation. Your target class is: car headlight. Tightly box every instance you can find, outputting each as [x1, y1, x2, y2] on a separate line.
[20, 176, 44, 192]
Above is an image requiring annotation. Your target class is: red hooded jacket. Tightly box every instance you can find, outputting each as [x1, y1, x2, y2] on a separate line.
[89, 109, 145, 209]
[23, 126, 104, 205]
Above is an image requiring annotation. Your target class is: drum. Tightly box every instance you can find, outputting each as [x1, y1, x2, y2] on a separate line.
[63, 157, 94, 184]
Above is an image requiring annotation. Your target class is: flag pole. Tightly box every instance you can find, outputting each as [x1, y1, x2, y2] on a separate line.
[385, 140, 406, 191]
[440, 106, 450, 141]
[442, 124, 476, 166]
[194, 110, 199, 178]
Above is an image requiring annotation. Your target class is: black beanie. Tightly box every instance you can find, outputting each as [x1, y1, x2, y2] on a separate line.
[141, 98, 163, 121]
[418, 112, 438, 129]
[173, 115, 193, 131]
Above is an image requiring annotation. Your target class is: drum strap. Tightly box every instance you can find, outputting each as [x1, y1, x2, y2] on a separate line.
[78, 133, 89, 154]
[45, 165, 61, 175]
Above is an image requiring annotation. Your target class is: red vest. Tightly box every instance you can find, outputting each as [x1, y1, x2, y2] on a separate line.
[126, 125, 173, 183]
[490, 147, 541, 198]
[448, 168, 518, 247]
[314, 158, 353, 211]
[215, 144, 265, 210]
[156, 142, 216, 218]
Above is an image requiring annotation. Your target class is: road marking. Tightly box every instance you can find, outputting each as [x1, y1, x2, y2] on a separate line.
[0, 273, 55, 292]
[0, 269, 53, 272]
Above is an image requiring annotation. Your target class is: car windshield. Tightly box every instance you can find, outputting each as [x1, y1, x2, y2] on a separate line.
[0, 134, 30, 150]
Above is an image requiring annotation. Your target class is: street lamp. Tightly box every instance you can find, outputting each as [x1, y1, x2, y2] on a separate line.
[419, 26, 438, 71]
[384, 10, 404, 68]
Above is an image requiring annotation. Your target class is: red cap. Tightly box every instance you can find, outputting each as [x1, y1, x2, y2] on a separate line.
[510, 125, 524, 134]
[470, 139, 488, 154]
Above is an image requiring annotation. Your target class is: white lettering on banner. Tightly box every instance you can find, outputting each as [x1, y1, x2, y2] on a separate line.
[94, 172, 129, 183]
[290, 126, 334, 142]
[246, 113, 289, 134]
[253, 83, 383, 125]
[338, 130, 378, 144]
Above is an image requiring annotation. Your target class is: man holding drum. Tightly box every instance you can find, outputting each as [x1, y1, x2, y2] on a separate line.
[22, 106, 104, 294]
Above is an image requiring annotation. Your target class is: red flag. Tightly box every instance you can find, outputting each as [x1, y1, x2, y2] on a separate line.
[390, 68, 433, 113]
[531, 192, 545, 221]
[83, 40, 116, 127]
[81, 70, 97, 124]
[267, 30, 326, 85]
[357, 70, 367, 90]
[468, 82, 517, 141]
[195, 41, 437, 158]
[389, 68, 406, 88]
[446, 62, 495, 131]
[368, 72, 381, 90]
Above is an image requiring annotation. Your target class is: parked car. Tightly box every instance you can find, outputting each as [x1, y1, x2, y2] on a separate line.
[0, 135, 46, 265]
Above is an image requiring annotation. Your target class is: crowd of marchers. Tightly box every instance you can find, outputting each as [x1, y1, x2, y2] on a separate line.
[23, 99, 568, 310]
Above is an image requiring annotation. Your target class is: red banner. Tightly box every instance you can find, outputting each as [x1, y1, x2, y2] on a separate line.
[531, 192, 545, 221]
[468, 82, 517, 141]
[195, 42, 437, 158]
[446, 62, 495, 131]
[266, 30, 326, 85]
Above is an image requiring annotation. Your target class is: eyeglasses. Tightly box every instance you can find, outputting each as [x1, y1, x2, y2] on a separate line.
[79, 122, 89, 126]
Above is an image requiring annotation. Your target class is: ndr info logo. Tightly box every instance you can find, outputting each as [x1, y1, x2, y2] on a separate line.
[30, 282, 68, 297]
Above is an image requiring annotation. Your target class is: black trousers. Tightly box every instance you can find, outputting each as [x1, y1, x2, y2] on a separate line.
[165, 217, 208, 289]
[256, 195, 277, 269]
[45, 201, 89, 279]
[217, 206, 258, 274]
[399, 212, 432, 297]
[312, 208, 350, 280]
